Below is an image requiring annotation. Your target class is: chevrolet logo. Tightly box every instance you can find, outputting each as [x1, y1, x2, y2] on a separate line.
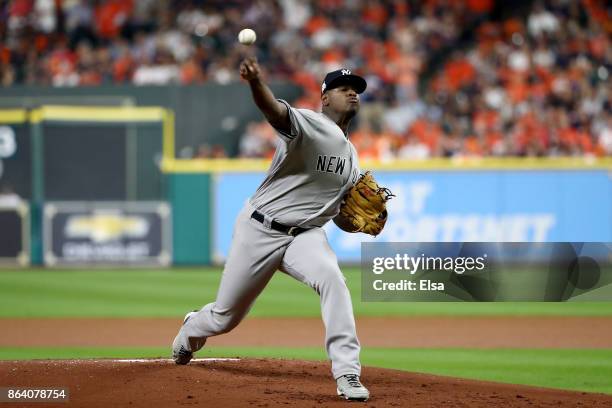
[66, 213, 149, 242]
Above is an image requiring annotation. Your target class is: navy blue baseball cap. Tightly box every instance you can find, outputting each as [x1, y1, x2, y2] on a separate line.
[321, 69, 367, 94]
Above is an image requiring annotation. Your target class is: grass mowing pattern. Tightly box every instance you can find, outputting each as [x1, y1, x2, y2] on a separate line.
[1, 269, 611, 317]
[1, 347, 610, 394]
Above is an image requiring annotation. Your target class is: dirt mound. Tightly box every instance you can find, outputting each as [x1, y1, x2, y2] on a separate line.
[1, 358, 610, 407]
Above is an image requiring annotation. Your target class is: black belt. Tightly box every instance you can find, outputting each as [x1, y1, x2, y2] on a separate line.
[251, 210, 309, 237]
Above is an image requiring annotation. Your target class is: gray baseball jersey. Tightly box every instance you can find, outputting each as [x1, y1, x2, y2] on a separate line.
[177, 100, 363, 379]
[250, 99, 361, 227]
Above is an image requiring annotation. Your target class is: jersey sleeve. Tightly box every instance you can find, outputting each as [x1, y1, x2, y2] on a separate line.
[274, 99, 306, 143]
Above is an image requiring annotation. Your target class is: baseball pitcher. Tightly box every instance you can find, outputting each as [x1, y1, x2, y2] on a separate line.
[172, 57, 392, 401]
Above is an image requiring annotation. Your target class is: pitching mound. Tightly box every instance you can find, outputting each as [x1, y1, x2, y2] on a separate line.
[2, 358, 611, 407]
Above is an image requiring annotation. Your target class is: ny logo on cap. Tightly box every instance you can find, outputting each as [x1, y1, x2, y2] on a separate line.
[341, 69, 351, 75]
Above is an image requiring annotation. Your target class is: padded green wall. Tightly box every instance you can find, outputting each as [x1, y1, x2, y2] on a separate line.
[168, 173, 211, 265]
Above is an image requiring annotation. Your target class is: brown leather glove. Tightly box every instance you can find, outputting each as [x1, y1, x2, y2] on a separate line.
[333, 171, 395, 236]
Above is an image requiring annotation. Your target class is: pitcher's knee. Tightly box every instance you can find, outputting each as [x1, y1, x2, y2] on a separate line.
[211, 311, 241, 334]
[320, 271, 348, 293]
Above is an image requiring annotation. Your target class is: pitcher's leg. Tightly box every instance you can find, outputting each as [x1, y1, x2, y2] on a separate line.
[182, 242, 284, 339]
[174, 205, 291, 365]
[281, 228, 361, 379]
[182, 211, 290, 339]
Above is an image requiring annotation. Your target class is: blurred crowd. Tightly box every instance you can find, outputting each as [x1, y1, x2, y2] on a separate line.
[238, 0, 611, 159]
[423, 0, 612, 157]
[1, 0, 610, 158]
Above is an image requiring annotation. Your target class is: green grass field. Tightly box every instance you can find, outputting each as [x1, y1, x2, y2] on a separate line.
[1, 268, 611, 317]
[1, 268, 611, 394]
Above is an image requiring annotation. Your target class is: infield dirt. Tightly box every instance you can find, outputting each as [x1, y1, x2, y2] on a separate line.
[2, 316, 612, 348]
[2, 358, 612, 408]
[2, 317, 612, 407]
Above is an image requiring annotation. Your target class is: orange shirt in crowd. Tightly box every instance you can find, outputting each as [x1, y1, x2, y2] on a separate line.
[473, 110, 500, 131]
[583, 0, 611, 32]
[466, 0, 494, 14]
[362, 3, 389, 28]
[113, 55, 134, 82]
[589, 34, 608, 59]
[463, 136, 483, 156]
[79, 71, 102, 86]
[9, 0, 32, 18]
[444, 58, 475, 90]
[559, 127, 593, 153]
[515, 114, 549, 152]
[304, 15, 328, 36]
[506, 76, 529, 103]
[321, 49, 344, 64]
[180, 58, 204, 84]
[384, 41, 401, 62]
[502, 18, 523, 39]
[95, 0, 133, 39]
[485, 131, 504, 154]
[292, 71, 319, 95]
[408, 118, 442, 151]
[351, 129, 379, 160]
[47, 47, 77, 77]
[0, 46, 9, 65]
[35, 33, 49, 52]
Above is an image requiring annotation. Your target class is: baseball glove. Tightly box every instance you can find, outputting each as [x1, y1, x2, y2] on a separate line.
[333, 171, 395, 236]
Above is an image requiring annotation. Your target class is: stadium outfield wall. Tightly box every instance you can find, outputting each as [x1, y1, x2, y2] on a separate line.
[0, 83, 302, 157]
[1, 103, 610, 266]
[163, 158, 612, 265]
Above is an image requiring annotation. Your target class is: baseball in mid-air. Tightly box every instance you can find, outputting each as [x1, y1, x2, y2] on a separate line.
[238, 28, 257, 45]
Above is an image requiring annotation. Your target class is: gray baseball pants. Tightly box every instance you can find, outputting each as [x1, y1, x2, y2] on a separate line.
[181, 202, 361, 379]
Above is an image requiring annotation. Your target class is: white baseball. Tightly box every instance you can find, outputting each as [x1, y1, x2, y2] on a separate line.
[238, 28, 257, 45]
